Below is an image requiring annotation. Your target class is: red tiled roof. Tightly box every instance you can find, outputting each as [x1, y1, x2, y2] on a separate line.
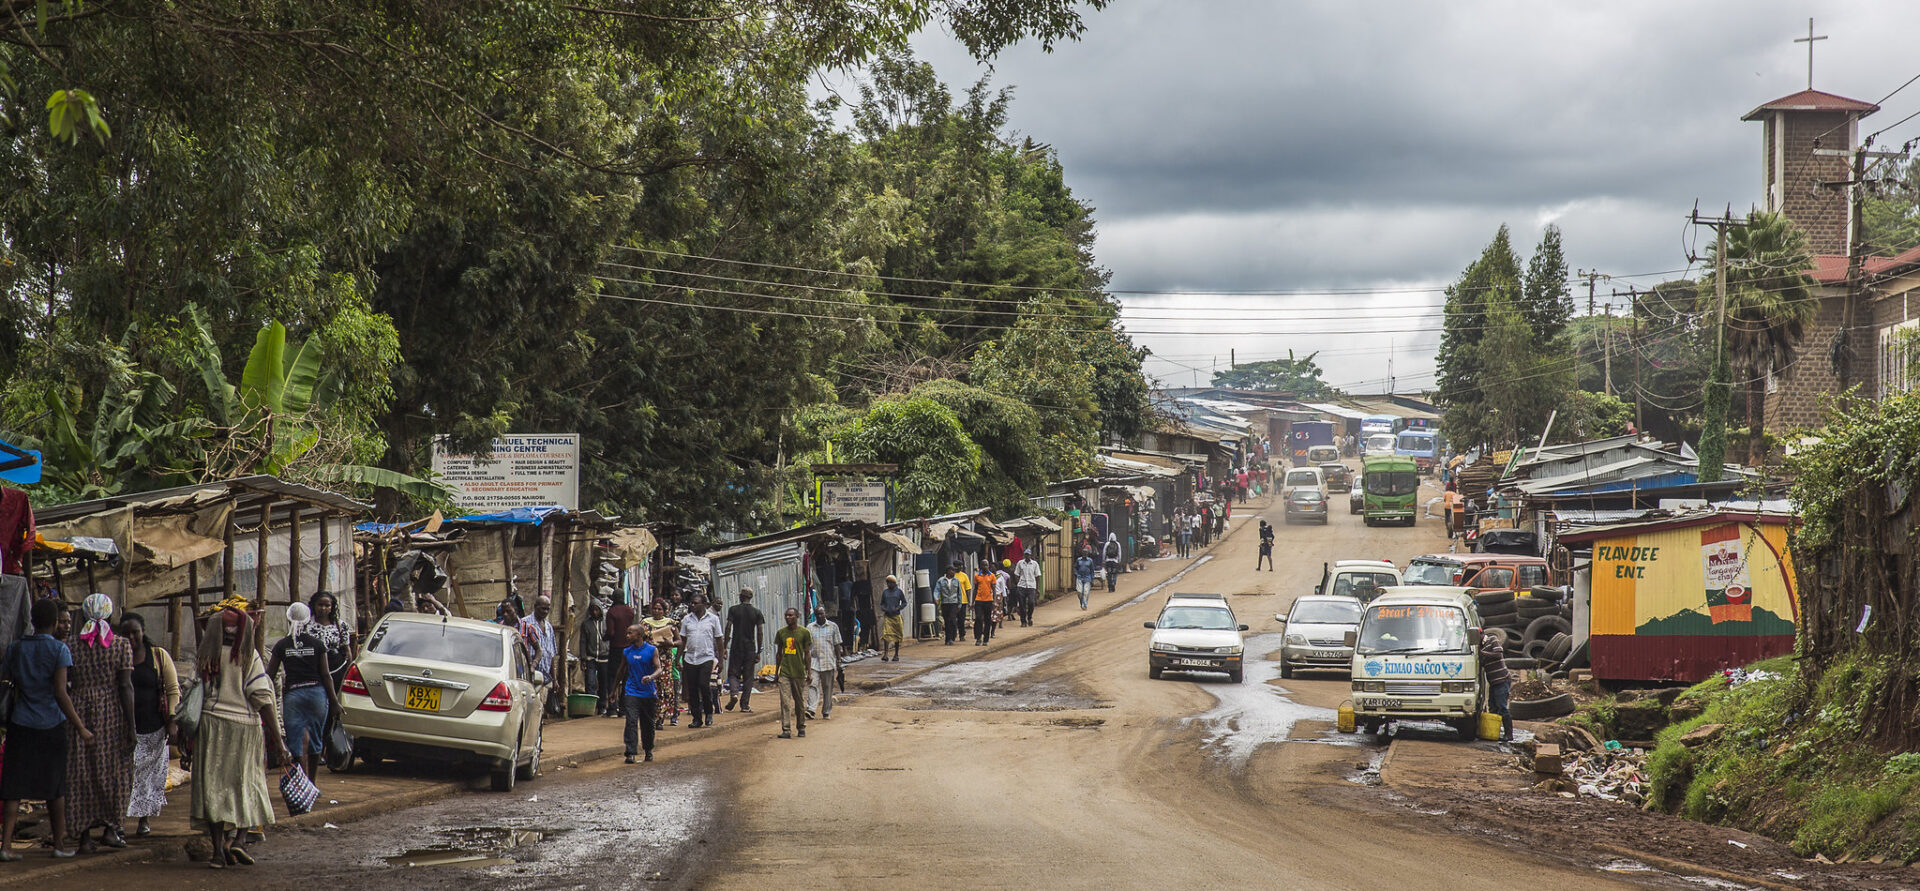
[1807, 244, 1920, 285]
[1741, 89, 1879, 121]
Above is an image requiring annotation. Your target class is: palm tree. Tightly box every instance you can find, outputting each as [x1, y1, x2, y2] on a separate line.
[1705, 211, 1816, 466]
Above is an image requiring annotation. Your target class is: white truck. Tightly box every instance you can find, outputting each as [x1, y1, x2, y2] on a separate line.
[1346, 587, 1486, 740]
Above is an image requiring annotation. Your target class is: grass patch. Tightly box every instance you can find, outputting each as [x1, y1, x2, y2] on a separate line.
[1639, 650, 1920, 859]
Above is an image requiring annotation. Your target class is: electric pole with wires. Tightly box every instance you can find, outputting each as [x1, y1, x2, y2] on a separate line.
[1689, 206, 1743, 483]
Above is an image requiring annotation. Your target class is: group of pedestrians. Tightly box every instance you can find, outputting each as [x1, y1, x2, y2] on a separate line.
[1, 590, 355, 868]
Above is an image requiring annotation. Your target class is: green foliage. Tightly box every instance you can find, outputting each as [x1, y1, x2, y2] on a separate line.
[908, 378, 1043, 516]
[969, 304, 1101, 484]
[1552, 390, 1632, 442]
[1697, 349, 1731, 483]
[1521, 224, 1572, 346]
[1863, 156, 1920, 258]
[834, 396, 982, 519]
[1211, 351, 1338, 398]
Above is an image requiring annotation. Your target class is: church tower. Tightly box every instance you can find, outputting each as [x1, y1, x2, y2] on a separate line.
[1742, 90, 1879, 256]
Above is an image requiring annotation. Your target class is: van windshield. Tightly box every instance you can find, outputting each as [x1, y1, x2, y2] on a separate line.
[1398, 434, 1434, 451]
[1402, 559, 1459, 586]
[1286, 472, 1318, 487]
[1357, 604, 1469, 655]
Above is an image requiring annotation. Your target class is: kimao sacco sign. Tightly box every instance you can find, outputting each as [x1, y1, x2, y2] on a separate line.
[431, 434, 581, 512]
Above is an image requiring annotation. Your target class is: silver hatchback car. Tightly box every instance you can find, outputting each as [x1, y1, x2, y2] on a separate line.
[1276, 595, 1364, 678]
[340, 612, 548, 791]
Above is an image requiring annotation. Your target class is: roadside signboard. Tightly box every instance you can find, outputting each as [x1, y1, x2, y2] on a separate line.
[431, 433, 581, 512]
[821, 480, 889, 523]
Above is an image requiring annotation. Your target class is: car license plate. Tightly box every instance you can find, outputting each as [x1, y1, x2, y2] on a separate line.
[1376, 698, 1403, 709]
[1175, 658, 1214, 667]
[1312, 651, 1343, 659]
[405, 684, 442, 711]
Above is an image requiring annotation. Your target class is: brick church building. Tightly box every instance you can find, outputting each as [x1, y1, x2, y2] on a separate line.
[1746, 88, 1920, 431]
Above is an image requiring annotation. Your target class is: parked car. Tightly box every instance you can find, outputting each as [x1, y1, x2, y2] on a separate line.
[1402, 553, 1554, 594]
[340, 612, 549, 791]
[1284, 487, 1329, 524]
[1319, 462, 1353, 493]
[1276, 595, 1364, 678]
[1314, 560, 1402, 603]
[1145, 593, 1248, 683]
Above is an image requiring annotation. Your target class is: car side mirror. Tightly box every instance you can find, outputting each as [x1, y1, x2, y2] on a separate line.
[531, 669, 550, 687]
[1274, 616, 1287, 624]
[1313, 585, 1323, 595]
[1238, 624, 1250, 632]
[1143, 621, 1156, 629]
[1342, 630, 1358, 647]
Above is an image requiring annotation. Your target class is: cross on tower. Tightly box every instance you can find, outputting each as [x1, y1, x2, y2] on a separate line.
[1793, 17, 1827, 91]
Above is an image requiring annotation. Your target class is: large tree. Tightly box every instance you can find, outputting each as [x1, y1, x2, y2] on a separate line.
[1521, 224, 1573, 345]
[1436, 226, 1524, 448]
[1211, 352, 1337, 398]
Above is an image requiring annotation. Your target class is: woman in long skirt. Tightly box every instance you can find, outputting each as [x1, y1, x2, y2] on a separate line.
[191, 602, 290, 869]
[64, 593, 135, 851]
[120, 613, 178, 836]
[641, 599, 680, 727]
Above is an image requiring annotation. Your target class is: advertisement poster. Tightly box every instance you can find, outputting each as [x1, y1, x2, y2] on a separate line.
[431, 434, 581, 513]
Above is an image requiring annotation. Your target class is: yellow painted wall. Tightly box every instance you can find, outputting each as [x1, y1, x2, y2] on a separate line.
[1589, 520, 1798, 636]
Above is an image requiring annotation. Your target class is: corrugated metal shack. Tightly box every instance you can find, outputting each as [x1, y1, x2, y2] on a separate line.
[1559, 510, 1799, 682]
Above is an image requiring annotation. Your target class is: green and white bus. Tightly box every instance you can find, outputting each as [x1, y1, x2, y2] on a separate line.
[1361, 455, 1420, 527]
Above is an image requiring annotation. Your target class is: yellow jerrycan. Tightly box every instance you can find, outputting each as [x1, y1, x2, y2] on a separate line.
[1336, 700, 1356, 733]
[1478, 710, 1503, 740]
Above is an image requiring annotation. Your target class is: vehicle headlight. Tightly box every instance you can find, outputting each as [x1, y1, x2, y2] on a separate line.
[1285, 633, 1306, 645]
[1150, 642, 1177, 653]
[1217, 645, 1243, 655]
[1442, 681, 1476, 694]
[1354, 681, 1386, 693]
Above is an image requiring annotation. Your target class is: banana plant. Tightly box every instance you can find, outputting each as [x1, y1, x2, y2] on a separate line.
[186, 306, 446, 501]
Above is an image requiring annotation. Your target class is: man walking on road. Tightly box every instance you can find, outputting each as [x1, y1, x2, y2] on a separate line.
[1014, 552, 1041, 626]
[772, 608, 811, 739]
[972, 565, 998, 645]
[1073, 552, 1095, 610]
[679, 595, 724, 729]
[1479, 629, 1512, 741]
[724, 590, 765, 713]
[804, 606, 843, 720]
[614, 625, 662, 763]
[879, 575, 907, 662]
[1257, 520, 1275, 571]
[1177, 512, 1192, 559]
[518, 596, 559, 716]
[936, 566, 965, 645]
[1102, 533, 1123, 593]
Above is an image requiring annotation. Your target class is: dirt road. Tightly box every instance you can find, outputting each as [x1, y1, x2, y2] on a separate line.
[50, 472, 1755, 889]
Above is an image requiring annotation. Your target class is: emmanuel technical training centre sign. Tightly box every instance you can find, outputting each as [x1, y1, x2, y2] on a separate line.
[431, 434, 581, 512]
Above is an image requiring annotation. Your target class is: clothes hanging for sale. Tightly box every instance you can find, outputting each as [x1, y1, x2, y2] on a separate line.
[0, 488, 33, 576]
[1005, 536, 1025, 563]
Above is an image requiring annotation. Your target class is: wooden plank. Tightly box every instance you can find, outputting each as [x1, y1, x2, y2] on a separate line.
[289, 507, 304, 604]
[222, 517, 236, 601]
[555, 528, 573, 706]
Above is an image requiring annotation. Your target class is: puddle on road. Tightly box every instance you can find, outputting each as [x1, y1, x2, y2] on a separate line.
[386, 828, 546, 868]
[1597, 858, 1657, 873]
[881, 647, 1101, 711]
[1345, 749, 1388, 786]
[1182, 633, 1355, 766]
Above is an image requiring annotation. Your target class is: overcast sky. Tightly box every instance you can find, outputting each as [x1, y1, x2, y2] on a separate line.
[852, 1, 1920, 393]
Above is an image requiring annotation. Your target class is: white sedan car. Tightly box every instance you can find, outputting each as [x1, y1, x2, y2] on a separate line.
[340, 612, 548, 791]
[1145, 593, 1249, 683]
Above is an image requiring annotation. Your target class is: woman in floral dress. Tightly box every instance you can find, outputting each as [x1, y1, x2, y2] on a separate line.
[65, 593, 135, 852]
[641, 599, 680, 727]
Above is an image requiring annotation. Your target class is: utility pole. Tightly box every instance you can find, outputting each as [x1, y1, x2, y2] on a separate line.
[1615, 286, 1644, 434]
[1815, 140, 1909, 389]
[1576, 269, 1607, 316]
[1689, 206, 1742, 482]
[1602, 300, 1613, 397]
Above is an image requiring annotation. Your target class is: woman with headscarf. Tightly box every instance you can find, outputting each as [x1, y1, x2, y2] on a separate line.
[640, 599, 680, 728]
[192, 602, 289, 869]
[267, 602, 338, 783]
[64, 593, 135, 852]
[119, 612, 178, 837]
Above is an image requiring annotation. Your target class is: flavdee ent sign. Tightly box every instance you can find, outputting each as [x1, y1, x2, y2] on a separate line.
[431, 434, 581, 512]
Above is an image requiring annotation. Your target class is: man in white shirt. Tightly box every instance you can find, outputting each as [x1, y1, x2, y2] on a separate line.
[1013, 554, 1041, 627]
[804, 606, 844, 719]
[678, 594, 725, 729]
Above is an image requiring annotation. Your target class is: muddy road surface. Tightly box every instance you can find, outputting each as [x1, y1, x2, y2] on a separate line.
[49, 471, 1801, 889]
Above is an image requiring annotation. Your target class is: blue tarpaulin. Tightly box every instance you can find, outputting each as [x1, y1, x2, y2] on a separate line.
[0, 437, 41, 485]
[453, 505, 568, 525]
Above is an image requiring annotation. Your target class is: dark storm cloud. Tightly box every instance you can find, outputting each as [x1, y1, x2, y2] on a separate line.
[890, 0, 1920, 384]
